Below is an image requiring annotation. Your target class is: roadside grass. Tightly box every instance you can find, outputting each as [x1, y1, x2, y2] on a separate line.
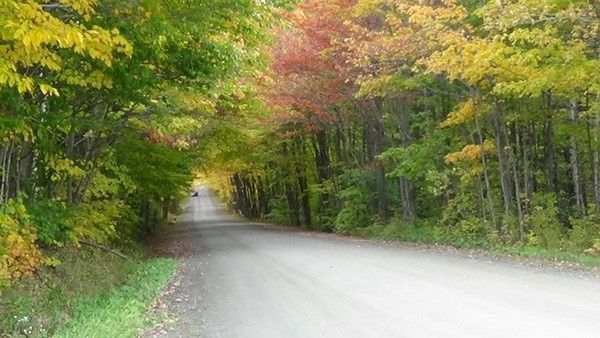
[0, 247, 176, 337]
[495, 246, 600, 267]
[55, 257, 176, 338]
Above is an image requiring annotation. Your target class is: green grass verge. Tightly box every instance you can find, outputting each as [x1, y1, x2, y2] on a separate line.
[0, 248, 176, 337]
[54, 257, 176, 338]
[496, 246, 600, 267]
[340, 222, 600, 267]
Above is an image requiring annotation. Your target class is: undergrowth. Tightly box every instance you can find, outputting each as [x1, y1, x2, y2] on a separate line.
[339, 218, 600, 267]
[54, 257, 176, 338]
[0, 247, 176, 337]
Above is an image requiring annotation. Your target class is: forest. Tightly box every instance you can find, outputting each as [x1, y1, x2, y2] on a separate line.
[1, 0, 600, 299]
[212, 0, 600, 257]
[0, 0, 285, 289]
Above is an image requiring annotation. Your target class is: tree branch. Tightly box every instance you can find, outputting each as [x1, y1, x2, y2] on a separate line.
[78, 239, 131, 260]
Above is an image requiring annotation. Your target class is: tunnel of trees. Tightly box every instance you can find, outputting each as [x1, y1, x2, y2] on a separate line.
[2, 0, 600, 287]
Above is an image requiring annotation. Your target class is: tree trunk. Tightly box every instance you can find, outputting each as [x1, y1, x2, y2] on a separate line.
[492, 100, 514, 215]
[522, 124, 532, 215]
[473, 94, 498, 229]
[543, 92, 558, 195]
[392, 98, 416, 220]
[313, 130, 332, 214]
[282, 141, 301, 226]
[508, 130, 525, 240]
[593, 106, 600, 212]
[569, 101, 585, 215]
[364, 99, 389, 222]
[399, 178, 416, 220]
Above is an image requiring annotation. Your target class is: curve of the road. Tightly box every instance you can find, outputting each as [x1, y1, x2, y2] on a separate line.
[156, 189, 600, 338]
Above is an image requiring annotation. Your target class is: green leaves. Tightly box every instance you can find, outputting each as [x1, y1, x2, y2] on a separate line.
[0, 0, 281, 283]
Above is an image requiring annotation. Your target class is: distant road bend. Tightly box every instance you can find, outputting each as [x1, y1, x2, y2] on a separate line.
[160, 189, 600, 338]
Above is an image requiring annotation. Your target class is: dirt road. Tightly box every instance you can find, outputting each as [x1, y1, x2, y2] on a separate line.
[158, 189, 600, 337]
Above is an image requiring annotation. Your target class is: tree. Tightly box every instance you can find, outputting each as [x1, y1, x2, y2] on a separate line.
[0, 0, 284, 286]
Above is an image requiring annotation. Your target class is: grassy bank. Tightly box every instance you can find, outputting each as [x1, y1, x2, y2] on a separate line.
[0, 247, 176, 337]
[495, 246, 600, 267]
[330, 221, 600, 268]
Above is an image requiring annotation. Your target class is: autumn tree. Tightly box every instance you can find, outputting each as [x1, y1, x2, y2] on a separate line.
[213, 0, 600, 256]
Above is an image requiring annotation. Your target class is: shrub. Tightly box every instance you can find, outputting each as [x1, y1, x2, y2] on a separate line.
[526, 193, 564, 249]
[266, 196, 291, 225]
[28, 200, 75, 247]
[334, 170, 372, 234]
[69, 200, 134, 244]
[569, 211, 600, 254]
[0, 200, 43, 287]
[585, 239, 600, 256]
[440, 192, 479, 228]
[451, 217, 498, 248]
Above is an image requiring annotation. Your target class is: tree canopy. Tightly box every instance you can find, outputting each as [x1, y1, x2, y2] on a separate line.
[0, 0, 285, 285]
[3, 0, 600, 288]
[208, 0, 600, 256]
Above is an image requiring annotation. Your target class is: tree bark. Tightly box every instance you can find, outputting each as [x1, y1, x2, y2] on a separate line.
[543, 92, 558, 195]
[508, 131, 525, 240]
[569, 101, 585, 215]
[364, 99, 389, 222]
[313, 130, 332, 214]
[282, 142, 301, 226]
[294, 137, 312, 226]
[492, 100, 514, 215]
[593, 105, 600, 212]
[473, 94, 498, 229]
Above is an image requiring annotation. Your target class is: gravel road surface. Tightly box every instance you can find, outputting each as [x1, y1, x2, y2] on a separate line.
[157, 189, 600, 338]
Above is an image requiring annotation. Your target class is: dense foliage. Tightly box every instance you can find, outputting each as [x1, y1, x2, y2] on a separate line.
[4, 0, 600, 289]
[212, 0, 600, 255]
[0, 0, 282, 286]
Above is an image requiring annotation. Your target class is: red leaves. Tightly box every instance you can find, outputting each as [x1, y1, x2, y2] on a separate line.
[147, 132, 197, 148]
[266, 0, 356, 135]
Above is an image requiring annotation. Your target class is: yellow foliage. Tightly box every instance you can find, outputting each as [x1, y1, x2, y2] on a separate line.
[69, 200, 124, 244]
[0, 1, 132, 95]
[418, 0, 600, 96]
[444, 140, 496, 164]
[2, 232, 43, 279]
[0, 200, 44, 286]
[440, 99, 477, 127]
[44, 154, 86, 182]
[0, 124, 35, 143]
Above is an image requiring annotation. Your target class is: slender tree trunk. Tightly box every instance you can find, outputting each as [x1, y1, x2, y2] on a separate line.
[365, 99, 389, 222]
[399, 178, 416, 220]
[4, 143, 13, 202]
[468, 132, 488, 221]
[313, 130, 332, 214]
[392, 98, 417, 220]
[544, 93, 558, 195]
[282, 142, 301, 226]
[521, 124, 532, 215]
[294, 137, 311, 226]
[569, 101, 585, 215]
[492, 100, 514, 215]
[12, 144, 22, 198]
[593, 106, 600, 212]
[473, 95, 498, 229]
[334, 123, 344, 165]
[508, 132, 525, 240]
[0, 144, 7, 203]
